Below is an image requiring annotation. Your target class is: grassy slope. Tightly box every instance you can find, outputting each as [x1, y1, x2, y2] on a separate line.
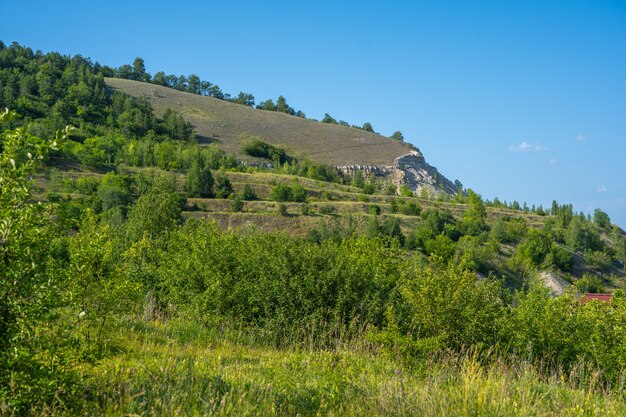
[104, 78, 412, 166]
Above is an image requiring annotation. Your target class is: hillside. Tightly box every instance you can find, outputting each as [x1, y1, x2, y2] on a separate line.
[105, 77, 412, 167]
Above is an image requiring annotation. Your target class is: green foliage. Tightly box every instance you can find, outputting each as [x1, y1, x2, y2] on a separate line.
[361, 122, 374, 133]
[375, 263, 503, 357]
[97, 171, 131, 212]
[515, 228, 552, 268]
[0, 111, 80, 412]
[269, 181, 307, 203]
[270, 183, 292, 202]
[502, 287, 626, 381]
[584, 250, 612, 272]
[490, 217, 527, 243]
[321, 113, 337, 124]
[126, 180, 183, 242]
[545, 243, 574, 272]
[242, 184, 257, 201]
[390, 130, 404, 141]
[232, 194, 244, 212]
[162, 108, 193, 140]
[575, 273, 605, 293]
[185, 160, 213, 197]
[566, 217, 603, 252]
[593, 208, 611, 230]
[214, 173, 234, 198]
[461, 189, 487, 235]
[399, 185, 413, 197]
[66, 213, 141, 346]
[389, 198, 398, 213]
[368, 204, 381, 215]
[242, 139, 290, 164]
[398, 200, 421, 216]
[153, 222, 402, 336]
[277, 203, 288, 216]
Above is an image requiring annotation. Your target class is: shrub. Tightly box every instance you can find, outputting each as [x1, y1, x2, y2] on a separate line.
[368, 205, 381, 215]
[242, 184, 257, 201]
[584, 250, 612, 272]
[242, 139, 290, 164]
[270, 183, 292, 202]
[232, 195, 244, 212]
[575, 273, 605, 293]
[214, 174, 234, 198]
[185, 161, 213, 198]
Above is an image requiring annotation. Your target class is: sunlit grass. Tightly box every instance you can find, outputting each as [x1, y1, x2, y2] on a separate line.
[43, 319, 626, 416]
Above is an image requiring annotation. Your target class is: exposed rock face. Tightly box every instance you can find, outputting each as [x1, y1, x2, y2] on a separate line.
[338, 150, 457, 195]
[540, 271, 571, 296]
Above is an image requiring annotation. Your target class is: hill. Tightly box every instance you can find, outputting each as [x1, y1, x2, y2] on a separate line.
[3, 42, 626, 416]
[105, 77, 457, 194]
[105, 77, 411, 166]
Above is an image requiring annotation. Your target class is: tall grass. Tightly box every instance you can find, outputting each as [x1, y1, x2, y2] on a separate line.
[28, 318, 626, 416]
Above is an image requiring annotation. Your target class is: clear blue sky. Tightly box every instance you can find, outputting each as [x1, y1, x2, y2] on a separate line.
[3, 1, 625, 228]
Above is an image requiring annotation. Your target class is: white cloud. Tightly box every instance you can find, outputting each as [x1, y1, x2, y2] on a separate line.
[597, 186, 608, 193]
[508, 141, 547, 152]
[576, 134, 588, 142]
[546, 158, 559, 166]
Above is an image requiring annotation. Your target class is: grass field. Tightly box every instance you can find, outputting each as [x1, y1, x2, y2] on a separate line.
[33, 318, 626, 416]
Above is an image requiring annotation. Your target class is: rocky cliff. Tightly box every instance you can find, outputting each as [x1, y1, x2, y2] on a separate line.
[338, 149, 457, 196]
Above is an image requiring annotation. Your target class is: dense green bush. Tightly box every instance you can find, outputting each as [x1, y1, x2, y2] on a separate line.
[269, 181, 307, 203]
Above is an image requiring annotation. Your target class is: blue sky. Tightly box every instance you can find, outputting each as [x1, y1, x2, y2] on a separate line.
[2, 1, 625, 227]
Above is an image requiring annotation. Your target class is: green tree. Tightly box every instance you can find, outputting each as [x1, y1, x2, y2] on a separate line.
[0, 111, 73, 411]
[593, 208, 611, 230]
[290, 181, 307, 203]
[270, 183, 292, 202]
[242, 184, 257, 200]
[257, 99, 276, 111]
[132, 57, 147, 81]
[214, 173, 234, 198]
[232, 194, 244, 212]
[322, 113, 337, 124]
[97, 172, 131, 211]
[153, 71, 167, 86]
[231, 92, 255, 107]
[185, 160, 213, 198]
[126, 180, 183, 241]
[462, 189, 487, 235]
[362, 122, 374, 133]
[390, 131, 404, 141]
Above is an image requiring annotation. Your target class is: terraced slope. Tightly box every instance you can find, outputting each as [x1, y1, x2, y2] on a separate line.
[105, 78, 412, 166]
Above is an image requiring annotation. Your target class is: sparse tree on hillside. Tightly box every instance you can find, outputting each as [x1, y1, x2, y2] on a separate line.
[132, 57, 147, 81]
[362, 122, 374, 133]
[391, 131, 404, 141]
[116, 64, 133, 79]
[185, 160, 213, 198]
[257, 99, 277, 111]
[593, 208, 611, 230]
[187, 74, 201, 95]
[322, 113, 338, 124]
[462, 189, 487, 235]
[231, 92, 255, 107]
[153, 71, 167, 86]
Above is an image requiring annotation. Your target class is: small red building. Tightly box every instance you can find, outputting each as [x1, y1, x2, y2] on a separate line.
[580, 293, 612, 304]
